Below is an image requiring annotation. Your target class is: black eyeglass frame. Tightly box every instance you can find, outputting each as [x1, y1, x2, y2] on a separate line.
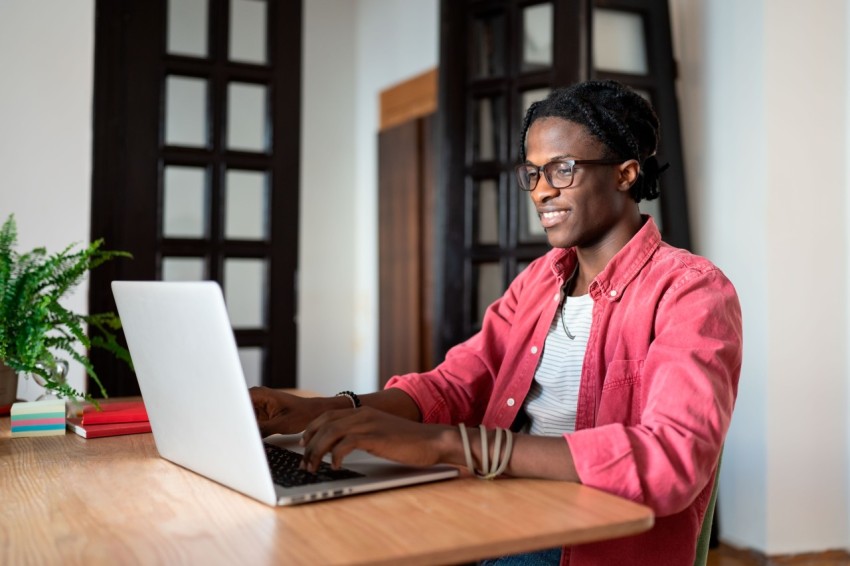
[514, 158, 626, 191]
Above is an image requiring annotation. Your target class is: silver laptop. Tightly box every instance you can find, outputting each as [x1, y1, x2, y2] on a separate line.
[111, 281, 458, 506]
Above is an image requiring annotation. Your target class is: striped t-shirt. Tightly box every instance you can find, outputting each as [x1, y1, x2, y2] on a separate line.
[524, 292, 593, 436]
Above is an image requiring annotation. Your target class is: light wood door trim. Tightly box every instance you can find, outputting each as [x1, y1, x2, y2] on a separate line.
[379, 68, 438, 131]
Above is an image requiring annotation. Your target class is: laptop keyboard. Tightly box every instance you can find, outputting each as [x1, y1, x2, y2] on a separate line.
[263, 443, 364, 488]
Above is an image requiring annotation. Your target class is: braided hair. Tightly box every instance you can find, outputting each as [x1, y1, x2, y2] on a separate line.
[519, 80, 667, 202]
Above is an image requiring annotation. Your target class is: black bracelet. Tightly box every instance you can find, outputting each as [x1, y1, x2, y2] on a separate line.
[336, 390, 361, 409]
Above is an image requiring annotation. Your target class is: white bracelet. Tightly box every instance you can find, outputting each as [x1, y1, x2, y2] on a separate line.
[458, 423, 476, 473]
[457, 423, 514, 480]
[484, 429, 513, 479]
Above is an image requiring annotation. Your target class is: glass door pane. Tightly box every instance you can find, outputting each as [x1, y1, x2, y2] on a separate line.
[475, 262, 504, 327]
[163, 165, 207, 238]
[472, 95, 504, 162]
[518, 190, 546, 243]
[229, 0, 267, 64]
[167, 0, 209, 58]
[165, 76, 209, 147]
[521, 3, 553, 71]
[474, 179, 499, 245]
[519, 87, 550, 127]
[593, 9, 649, 75]
[225, 169, 268, 240]
[227, 82, 268, 152]
[471, 12, 506, 78]
[162, 257, 207, 281]
[224, 258, 267, 328]
[238, 347, 264, 387]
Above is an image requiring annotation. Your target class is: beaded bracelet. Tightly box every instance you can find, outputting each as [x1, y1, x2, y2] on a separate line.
[458, 422, 513, 480]
[335, 390, 361, 408]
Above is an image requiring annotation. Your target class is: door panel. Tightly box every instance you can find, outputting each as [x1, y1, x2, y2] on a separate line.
[89, 0, 301, 396]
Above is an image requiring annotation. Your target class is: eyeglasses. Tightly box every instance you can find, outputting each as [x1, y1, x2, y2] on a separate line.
[515, 158, 625, 191]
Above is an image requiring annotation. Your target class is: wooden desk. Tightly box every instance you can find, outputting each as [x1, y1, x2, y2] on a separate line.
[0, 416, 653, 565]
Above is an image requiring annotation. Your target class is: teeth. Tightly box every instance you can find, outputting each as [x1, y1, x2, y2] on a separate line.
[541, 211, 566, 219]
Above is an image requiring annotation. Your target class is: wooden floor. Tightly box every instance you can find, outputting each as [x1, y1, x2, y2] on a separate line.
[708, 544, 850, 566]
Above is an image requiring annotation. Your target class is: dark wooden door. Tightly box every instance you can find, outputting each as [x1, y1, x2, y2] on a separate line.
[434, 0, 689, 358]
[89, 0, 302, 396]
[377, 66, 438, 387]
[378, 117, 437, 386]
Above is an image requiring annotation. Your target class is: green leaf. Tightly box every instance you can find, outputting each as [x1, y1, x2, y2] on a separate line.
[0, 214, 133, 403]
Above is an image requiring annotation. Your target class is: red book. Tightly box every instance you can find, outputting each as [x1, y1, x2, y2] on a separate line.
[66, 417, 152, 439]
[82, 401, 148, 425]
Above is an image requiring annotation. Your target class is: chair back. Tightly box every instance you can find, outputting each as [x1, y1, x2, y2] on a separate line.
[693, 451, 723, 566]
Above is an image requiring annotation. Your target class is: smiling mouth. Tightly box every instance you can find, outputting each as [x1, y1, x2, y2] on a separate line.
[539, 210, 569, 229]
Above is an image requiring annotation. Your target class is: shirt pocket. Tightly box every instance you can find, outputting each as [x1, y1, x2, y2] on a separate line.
[597, 359, 644, 426]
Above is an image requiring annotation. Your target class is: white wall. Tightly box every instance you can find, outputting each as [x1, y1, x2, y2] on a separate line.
[672, 0, 850, 555]
[3, 0, 849, 557]
[846, 1, 850, 549]
[762, 0, 848, 553]
[298, 1, 359, 396]
[0, 0, 95, 400]
[300, 0, 438, 395]
[669, 0, 770, 550]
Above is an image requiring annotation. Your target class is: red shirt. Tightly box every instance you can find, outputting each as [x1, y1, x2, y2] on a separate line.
[387, 217, 743, 565]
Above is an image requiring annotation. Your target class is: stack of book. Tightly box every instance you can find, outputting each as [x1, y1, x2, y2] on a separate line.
[66, 400, 151, 439]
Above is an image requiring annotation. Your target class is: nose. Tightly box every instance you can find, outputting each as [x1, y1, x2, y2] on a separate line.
[530, 175, 559, 205]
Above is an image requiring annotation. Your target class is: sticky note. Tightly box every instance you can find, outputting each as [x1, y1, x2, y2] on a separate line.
[11, 399, 67, 437]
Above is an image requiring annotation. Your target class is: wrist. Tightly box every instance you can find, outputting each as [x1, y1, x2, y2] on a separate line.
[437, 425, 467, 468]
[317, 395, 355, 413]
[454, 423, 514, 479]
[335, 390, 361, 409]
[300, 396, 343, 419]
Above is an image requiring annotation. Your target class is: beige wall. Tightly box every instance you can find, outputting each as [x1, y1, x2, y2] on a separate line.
[671, 0, 849, 554]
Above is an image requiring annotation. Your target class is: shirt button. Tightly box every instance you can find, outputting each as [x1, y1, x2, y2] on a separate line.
[507, 398, 515, 407]
[553, 293, 560, 301]
[530, 345, 538, 354]
[609, 289, 618, 297]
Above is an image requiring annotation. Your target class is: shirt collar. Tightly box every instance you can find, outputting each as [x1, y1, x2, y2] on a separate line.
[548, 215, 662, 302]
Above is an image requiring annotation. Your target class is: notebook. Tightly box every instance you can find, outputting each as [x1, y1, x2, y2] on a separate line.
[111, 281, 459, 506]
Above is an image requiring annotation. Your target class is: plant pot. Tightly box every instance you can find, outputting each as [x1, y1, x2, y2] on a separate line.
[0, 360, 19, 414]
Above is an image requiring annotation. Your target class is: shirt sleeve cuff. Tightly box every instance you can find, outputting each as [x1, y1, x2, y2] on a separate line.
[385, 373, 451, 424]
[565, 424, 643, 503]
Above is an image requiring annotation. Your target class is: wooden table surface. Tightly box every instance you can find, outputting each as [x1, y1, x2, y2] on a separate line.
[0, 410, 653, 565]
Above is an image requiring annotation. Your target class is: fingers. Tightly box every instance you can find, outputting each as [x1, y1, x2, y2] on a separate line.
[300, 406, 348, 445]
[251, 387, 294, 436]
[258, 416, 284, 438]
[248, 386, 273, 419]
[300, 407, 371, 472]
[327, 436, 362, 470]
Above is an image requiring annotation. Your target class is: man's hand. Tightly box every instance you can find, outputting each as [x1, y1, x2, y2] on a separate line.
[249, 387, 333, 436]
[299, 406, 458, 472]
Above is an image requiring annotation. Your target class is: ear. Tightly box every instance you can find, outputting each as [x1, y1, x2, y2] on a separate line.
[616, 159, 641, 193]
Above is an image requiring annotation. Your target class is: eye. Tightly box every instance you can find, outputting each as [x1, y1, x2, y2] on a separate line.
[522, 166, 539, 181]
[549, 161, 573, 181]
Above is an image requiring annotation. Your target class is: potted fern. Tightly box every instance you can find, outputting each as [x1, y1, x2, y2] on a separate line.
[0, 214, 132, 408]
